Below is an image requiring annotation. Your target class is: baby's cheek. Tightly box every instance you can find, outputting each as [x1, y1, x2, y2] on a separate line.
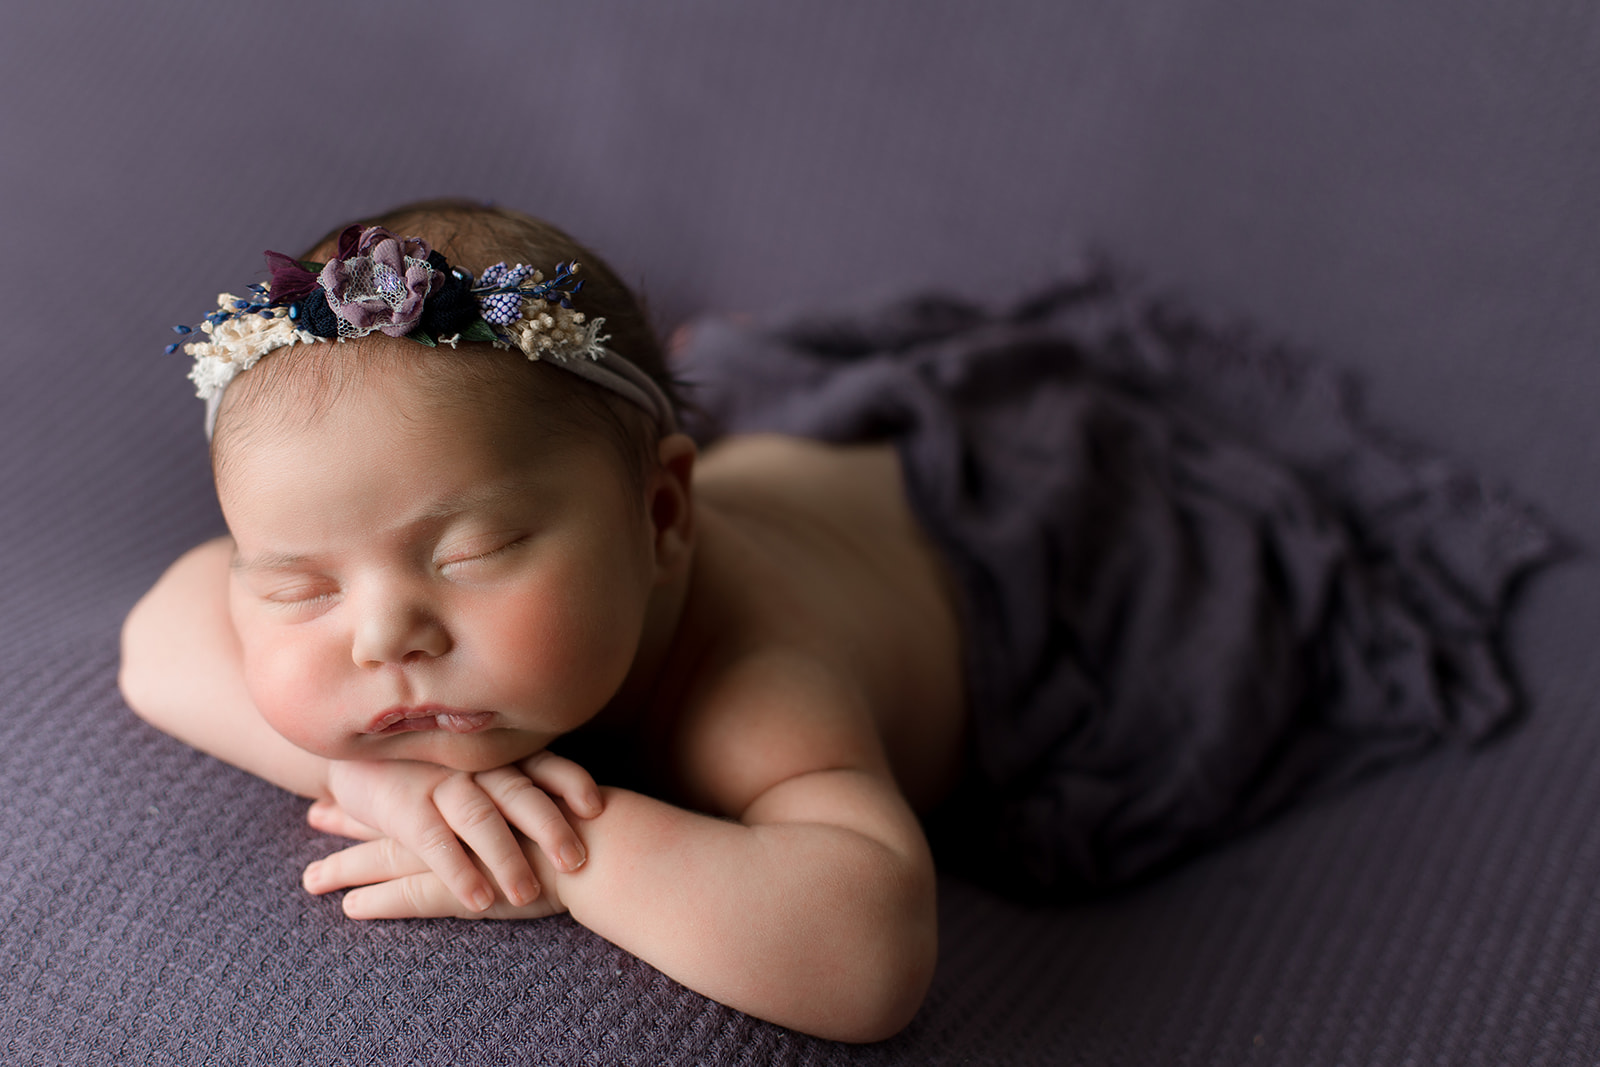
[476, 587, 632, 703]
[241, 640, 339, 754]
[512, 588, 624, 671]
[474, 597, 570, 674]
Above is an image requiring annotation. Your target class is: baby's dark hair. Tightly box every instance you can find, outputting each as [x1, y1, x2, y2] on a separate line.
[211, 199, 681, 486]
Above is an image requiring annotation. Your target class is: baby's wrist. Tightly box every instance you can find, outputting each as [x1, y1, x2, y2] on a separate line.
[520, 836, 569, 913]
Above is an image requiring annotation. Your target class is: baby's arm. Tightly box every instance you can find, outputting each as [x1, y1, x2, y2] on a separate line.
[315, 776, 935, 1042]
[119, 538, 595, 910]
[308, 658, 940, 1043]
[121, 538, 330, 796]
[571, 776, 936, 1042]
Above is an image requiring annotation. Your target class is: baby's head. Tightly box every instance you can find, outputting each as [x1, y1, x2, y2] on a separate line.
[209, 199, 681, 489]
[188, 201, 697, 772]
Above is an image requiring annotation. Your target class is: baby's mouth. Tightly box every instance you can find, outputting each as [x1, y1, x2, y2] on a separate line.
[368, 706, 494, 735]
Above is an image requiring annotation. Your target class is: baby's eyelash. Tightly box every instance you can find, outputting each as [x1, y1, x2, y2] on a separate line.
[265, 586, 337, 607]
[439, 536, 528, 569]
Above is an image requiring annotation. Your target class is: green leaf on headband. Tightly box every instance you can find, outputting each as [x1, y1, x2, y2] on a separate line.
[299, 260, 324, 273]
[461, 319, 500, 344]
[411, 331, 437, 348]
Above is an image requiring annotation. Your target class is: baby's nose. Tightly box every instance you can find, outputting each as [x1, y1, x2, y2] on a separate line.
[350, 598, 451, 667]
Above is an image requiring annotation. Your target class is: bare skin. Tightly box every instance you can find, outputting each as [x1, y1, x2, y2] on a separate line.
[120, 362, 967, 1042]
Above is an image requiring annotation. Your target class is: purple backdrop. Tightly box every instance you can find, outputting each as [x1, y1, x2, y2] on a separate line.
[2, 3, 1597, 1064]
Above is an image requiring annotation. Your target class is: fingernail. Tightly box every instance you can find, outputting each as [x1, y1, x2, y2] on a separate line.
[470, 887, 494, 911]
[583, 792, 603, 817]
[514, 878, 538, 905]
[560, 843, 587, 871]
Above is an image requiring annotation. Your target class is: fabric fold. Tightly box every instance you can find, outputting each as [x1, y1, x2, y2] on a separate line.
[675, 266, 1558, 896]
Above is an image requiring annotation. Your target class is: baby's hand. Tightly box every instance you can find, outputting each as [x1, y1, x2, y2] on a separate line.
[303, 830, 569, 921]
[304, 751, 603, 913]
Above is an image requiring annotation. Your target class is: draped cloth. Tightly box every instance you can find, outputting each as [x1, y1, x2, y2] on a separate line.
[675, 267, 1558, 896]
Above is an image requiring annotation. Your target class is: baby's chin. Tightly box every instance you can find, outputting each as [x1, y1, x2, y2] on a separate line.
[332, 729, 550, 773]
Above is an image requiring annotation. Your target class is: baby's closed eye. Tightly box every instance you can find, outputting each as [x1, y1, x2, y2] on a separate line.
[435, 534, 530, 575]
[254, 575, 341, 609]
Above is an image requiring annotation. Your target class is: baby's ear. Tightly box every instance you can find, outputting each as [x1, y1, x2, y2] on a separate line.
[647, 433, 697, 576]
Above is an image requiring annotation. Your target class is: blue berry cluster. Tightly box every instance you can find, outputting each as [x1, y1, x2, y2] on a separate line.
[476, 262, 540, 324]
[473, 261, 586, 326]
[479, 291, 524, 325]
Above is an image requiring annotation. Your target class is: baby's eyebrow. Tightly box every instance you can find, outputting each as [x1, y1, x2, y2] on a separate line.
[409, 480, 533, 524]
[230, 550, 316, 574]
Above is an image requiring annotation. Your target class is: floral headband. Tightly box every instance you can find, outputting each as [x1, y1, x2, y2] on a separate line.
[172, 224, 676, 437]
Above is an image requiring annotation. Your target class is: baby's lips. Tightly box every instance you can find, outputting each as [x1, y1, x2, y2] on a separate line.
[434, 711, 495, 734]
[366, 705, 494, 734]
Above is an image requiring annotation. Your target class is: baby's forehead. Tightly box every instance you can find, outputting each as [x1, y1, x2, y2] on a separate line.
[213, 329, 655, 498]
[217, 349, 584, 466]
[216, 385, 617, 510]
[222, 335, 560, 421]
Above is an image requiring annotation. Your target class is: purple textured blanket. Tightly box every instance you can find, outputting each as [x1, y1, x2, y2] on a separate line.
[678, 269, 1556, 894]
[5, 3, 1597, 1062]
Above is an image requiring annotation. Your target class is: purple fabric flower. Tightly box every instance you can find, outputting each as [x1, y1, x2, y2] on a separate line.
[262, 251, 320, 306]
[318, 226, 443, 337]
[334, 224, 362, 263]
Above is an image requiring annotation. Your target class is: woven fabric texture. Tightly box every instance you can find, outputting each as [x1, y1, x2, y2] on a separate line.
[2, 3, 1598, 1064]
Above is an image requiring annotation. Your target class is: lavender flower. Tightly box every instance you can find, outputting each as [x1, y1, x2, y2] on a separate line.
[318, 226, 443, 337]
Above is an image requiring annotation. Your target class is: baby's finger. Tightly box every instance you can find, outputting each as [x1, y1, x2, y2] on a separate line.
[476, 766, 588, 874]
[307, 798, 382, 841]
[516, 750, 604, 818]
[341, 872, 565, 922]
[385, 803, 497, 913]
[303, 836, 428, 896]
[432, 774, 542, 907]
[342, 871, 474, 919]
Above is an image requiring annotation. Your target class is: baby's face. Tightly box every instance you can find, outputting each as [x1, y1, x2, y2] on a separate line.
[217, 365, 661, 772]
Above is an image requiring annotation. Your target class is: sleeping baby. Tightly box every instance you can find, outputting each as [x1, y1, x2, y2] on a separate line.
[121, 198, 1544, 1041]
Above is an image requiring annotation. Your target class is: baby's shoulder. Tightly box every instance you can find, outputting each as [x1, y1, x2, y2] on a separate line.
[666, 639, 887, 818]
[691, 435, 938, 632]
[694, 433, 906, 521]
[674, 434, 968, 813]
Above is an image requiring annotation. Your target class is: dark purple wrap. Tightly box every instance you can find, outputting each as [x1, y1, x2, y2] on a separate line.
[676, 267, 1556, 895]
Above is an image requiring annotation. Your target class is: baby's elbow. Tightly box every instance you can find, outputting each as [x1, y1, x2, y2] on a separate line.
[119, 582, 197, 736]
[118, 537, 234, 732]
[118, 595, 161, 723]
[815, 871, 939, 1043]
[828, 955, 935, 1044]
[809, 941, 934, 1043]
